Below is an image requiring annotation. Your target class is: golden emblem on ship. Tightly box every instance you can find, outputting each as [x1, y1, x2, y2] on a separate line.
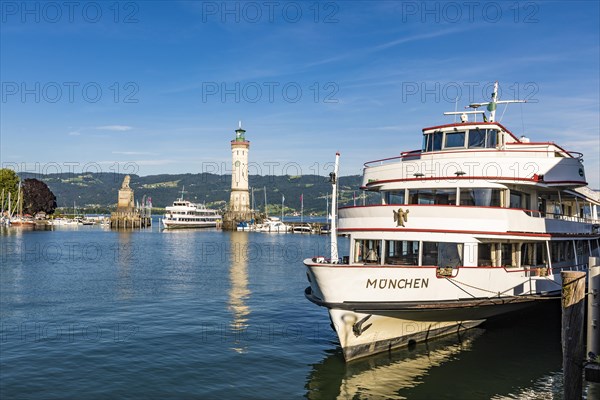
[393, 208, 409, 227]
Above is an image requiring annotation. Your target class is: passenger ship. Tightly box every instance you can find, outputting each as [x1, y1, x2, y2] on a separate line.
[303, 82, 600, 361]
[161, 190, 221, 229]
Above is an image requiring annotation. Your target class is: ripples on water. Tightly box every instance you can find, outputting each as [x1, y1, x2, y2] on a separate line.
[1, 225, 597, 399]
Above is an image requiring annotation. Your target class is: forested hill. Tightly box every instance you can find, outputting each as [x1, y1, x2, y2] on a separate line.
[19, 172, 364, 214]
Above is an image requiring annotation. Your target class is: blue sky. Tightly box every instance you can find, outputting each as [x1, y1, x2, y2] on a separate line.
[1, 1, 599, 188]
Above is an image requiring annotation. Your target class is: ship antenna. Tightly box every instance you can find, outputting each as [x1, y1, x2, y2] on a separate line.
[329, 152, 340, 263]
[487, 81, 499, 122]
[520, 101, 526, 136]
[453, 96, 459, 122]
[459, 81, 527, 122]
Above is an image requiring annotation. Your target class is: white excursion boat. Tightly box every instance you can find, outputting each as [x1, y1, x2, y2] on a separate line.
[304, 82, 600, 361]
[161, 190, 221, 229]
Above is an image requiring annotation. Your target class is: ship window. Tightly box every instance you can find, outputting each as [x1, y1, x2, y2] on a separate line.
[486, 129, 498, 148]
[521, 242, 547, 267]
[409, 189, 456, 205]
[433, 132, 443, 151]
[423, 131, 443, 152]
[354, 240, 381, 264]
[551, 241, 576, 263]
[460, 188, 502, 207]
[575, 240, 587, 259]
[591, 239, 600, 257]
[501, 243, 516, 267]
[467, 129, 498, 148]
[468, 129, 486, 148]
[477, 243, 493, 266]
[509, 190, 530, 209]
[444, 131, 465, 148]
[385, 240, 419, 265]
[422, 242, 463, 267]
[385, 191, 405, 205]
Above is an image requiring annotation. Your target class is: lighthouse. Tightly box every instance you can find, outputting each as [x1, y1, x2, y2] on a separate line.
[223, 122, 254, 230]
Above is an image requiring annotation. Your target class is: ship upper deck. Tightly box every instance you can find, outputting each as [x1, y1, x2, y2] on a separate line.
[362, 121, 588, 192]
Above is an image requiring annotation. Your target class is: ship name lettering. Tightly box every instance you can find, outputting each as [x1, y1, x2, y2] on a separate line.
[365, 278, 429, 289]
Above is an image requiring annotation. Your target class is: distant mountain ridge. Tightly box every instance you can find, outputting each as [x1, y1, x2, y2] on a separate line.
[19, 172, 364, 214]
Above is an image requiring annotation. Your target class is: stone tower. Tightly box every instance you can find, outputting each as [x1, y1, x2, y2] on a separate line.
[229, 122, 250, 213]
[223, 122, 254, 230]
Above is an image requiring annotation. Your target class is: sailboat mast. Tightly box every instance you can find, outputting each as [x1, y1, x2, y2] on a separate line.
[7, 191, 11, 218]
[264, 186, 267, 217]
[19, 181, 23, 217]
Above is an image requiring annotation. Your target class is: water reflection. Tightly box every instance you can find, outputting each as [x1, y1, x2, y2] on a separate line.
[306, 303, 564, 399]
[228, 231, 251, 353]
[307, 329, 484, 400]
[116, 230, 134, 300]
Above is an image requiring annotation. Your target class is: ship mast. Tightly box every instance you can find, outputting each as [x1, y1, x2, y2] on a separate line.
[443, 81, 526, 122]
[471, 81, 526, 123]
[329, 152, 340, 263]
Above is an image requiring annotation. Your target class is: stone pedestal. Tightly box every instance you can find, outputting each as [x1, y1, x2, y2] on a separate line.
[117, 175, 134, 213]
[110, 175, 151, 229]
[223, 210, 255, 231]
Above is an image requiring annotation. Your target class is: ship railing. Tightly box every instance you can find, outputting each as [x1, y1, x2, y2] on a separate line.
[505, 142, 584, 160]
[548, 262, 589, 273]
[364, 146, 584, 169]
[549, 212, 599, 224]
[363, 150, 422, 167]
[523, 209, 599, 224]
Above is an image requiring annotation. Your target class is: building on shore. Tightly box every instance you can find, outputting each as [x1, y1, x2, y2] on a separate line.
[110, 175, 152, 229]
[223, 123, 255, 230]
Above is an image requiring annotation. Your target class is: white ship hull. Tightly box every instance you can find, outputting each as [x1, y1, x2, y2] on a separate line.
[327, 308, 484, 361]
[304, 260, 558, 360]
[161, 219, 218, 229]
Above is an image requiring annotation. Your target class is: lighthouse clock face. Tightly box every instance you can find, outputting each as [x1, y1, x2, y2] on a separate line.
[235, 161, 240, 167]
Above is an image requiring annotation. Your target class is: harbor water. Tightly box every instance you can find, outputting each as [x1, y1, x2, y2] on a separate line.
[1, 224, 596, 399]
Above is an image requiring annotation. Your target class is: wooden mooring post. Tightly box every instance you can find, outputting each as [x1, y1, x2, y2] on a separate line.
[561, 270, 586, 400]
[586, 257, 600, 384]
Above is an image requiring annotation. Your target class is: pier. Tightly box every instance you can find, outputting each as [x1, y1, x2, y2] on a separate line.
[110, 210, 152, 229]
[561, 257, 600, 399]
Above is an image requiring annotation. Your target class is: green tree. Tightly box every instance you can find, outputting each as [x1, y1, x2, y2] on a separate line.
[22, 179, 57, 215]
[0, 168, 20, 205]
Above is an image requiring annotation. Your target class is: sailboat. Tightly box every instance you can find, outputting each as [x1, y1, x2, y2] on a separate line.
[10, 181, 34, 226]
[256, 187, 289, 233]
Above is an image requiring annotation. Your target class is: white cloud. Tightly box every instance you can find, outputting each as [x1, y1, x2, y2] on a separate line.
[97, 159, 174, 166]
[96, 125, 133, 132]
[112, 151, 157, 156]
